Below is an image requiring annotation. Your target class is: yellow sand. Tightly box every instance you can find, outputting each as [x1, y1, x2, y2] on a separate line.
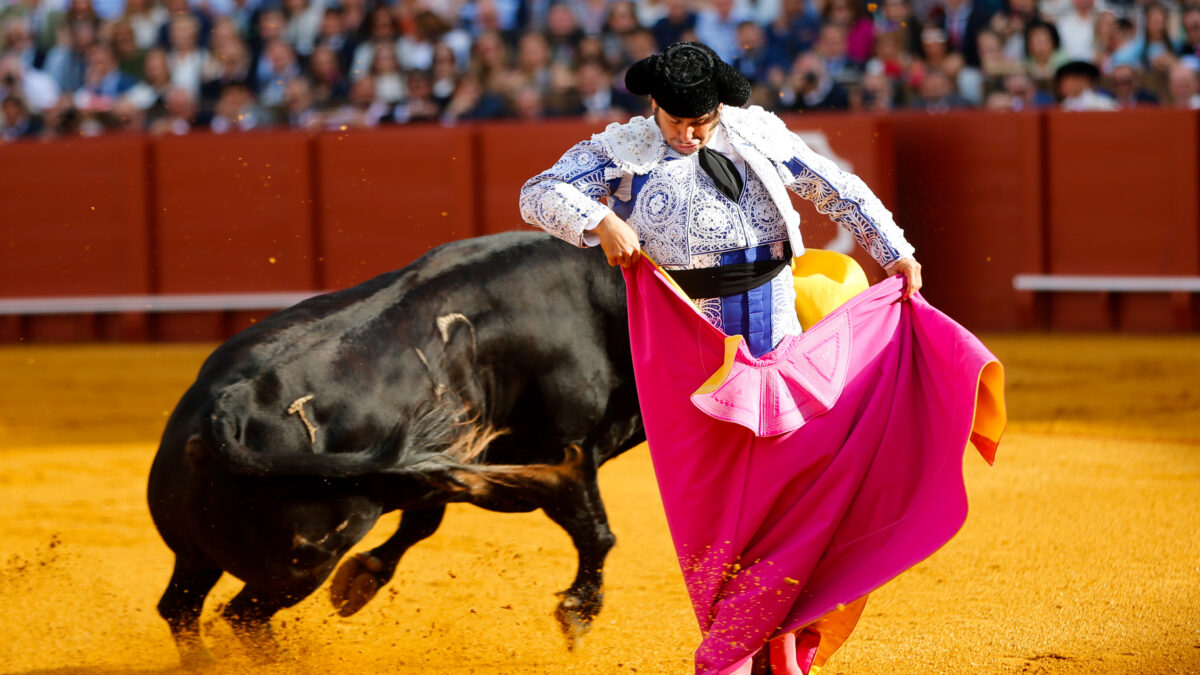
[0, 336, 1198, 674]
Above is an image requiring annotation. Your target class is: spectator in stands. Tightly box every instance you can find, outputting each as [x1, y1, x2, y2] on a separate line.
[1002, 70, 1054, 109]
[1055, 0, 1098, 63]
[256, 38, 300, 107]
[75, 42, 136, 111]
[109, 19, 144, 79]
[513, 30, 553, 95]
[1024, 19, 1066, 94]
[122, 0, 167, 51]
[507, 81, 545, 119]
[571, 0, 612, 37]
[308, 43, 349, 108]
[825, 0, 874, 65]
[282, 75, 320, 128]
[108, 94, 146, 132]
[1167, 61, 1200, 108]
[313, 5, 358, 72]
[938, 0, 997, 69]
[1092, 9, 1125, 74]
[816, 22, 859, 84]
[209, 81, 261, 132]
[867, 30, 916, 96]
[876, 0, 922, 57]
[990, 0, 1039, 64]
[1179, 6, 1200, 68]
[393, 68, 442, 123]
[910, 66, 971, 111]
[1112, 2, 1175, 77]
[200, 42, 251, 108]
[369, 39, 406, 103]
[852, 70, 896, 111]
[4, 15, 45, 73]
[545, 2, 584, 64]
[733, 20, 773, 87]
[695, 0, 748, 63]
[430, 41, 459, 106]
[1107, 63, 1159, 107]
[468, 30, 512, 95]
[779, 50, 850, 110]
[44, 18, 97, 93]
[653, 0, 698, 53]
[125, 45, 170, 110]
[570, 58, 643, 120]
[165, 13, 206, 96]
[441, 72, 505, 121]
[1055, 59, 1116, 109]
[600, 0, 639, 66]
[155, 0, 209, 51]
[324, 73, 392, 128]
[0, 50, 60, 112]
[398, 10, 448, 72]
[1, 93, 43, 140]
[960, 27, 1018, 103]
[149, 84, 206, 133]
[283, 0, 322, 58]
[349, 5, 395, 82]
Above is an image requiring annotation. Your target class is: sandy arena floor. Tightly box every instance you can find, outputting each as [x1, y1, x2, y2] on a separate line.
[1, 335, 1198, 674]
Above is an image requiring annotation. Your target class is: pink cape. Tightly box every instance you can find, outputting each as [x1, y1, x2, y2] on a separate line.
[623, 257, 1006, 674]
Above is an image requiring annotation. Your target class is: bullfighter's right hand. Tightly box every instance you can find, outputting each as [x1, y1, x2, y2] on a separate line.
[595, 213, 641, 268]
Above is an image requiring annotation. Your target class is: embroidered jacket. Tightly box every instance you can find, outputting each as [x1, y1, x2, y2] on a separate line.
[519, 105, 915, 356]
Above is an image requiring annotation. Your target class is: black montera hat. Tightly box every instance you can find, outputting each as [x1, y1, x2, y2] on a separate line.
[624, 42, 751, 118]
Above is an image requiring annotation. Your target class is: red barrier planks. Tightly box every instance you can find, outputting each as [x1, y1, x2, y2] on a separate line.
[1045, 109, 1200, 330]
[890, 111, 1044, 331]
[152, 131, 316, 340]
[315, 126, 476, 289]
[0, 136, 151, 341]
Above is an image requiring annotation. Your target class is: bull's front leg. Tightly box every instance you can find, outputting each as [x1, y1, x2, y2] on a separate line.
[541, 469, 616, 650]
[329, 506, 446, 616]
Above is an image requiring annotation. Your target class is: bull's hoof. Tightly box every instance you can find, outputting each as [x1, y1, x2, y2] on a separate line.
[330, 552, 384, 617]
[554, 594, 595, 651]
[177, 644, 217, 670]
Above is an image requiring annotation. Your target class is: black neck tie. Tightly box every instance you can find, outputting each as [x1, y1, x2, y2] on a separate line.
[698, 146, 744, 204]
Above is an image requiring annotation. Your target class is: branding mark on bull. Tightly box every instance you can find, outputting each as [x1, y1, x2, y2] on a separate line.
[287, 394, 318, 444]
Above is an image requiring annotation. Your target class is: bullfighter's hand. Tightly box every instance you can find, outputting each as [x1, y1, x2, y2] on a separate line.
[595, 213, 641, 268]
[885, 257, 923, 302]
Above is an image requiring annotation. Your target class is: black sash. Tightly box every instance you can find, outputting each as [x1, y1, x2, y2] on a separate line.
[666, 244, 793, 299]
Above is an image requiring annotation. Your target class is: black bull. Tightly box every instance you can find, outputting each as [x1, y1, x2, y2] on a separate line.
[147, 232, 646, 665]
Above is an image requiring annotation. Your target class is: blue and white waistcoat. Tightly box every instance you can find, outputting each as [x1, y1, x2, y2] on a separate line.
[519, 105, 915, 357]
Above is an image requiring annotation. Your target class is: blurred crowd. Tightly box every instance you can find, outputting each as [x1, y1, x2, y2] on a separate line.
[2, 0, 1199, 141]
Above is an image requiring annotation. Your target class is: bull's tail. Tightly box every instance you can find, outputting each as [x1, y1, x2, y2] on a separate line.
[189, 382, 513, 508]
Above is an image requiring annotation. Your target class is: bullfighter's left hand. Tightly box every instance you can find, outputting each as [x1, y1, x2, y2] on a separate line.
[885, 257, 922, 302]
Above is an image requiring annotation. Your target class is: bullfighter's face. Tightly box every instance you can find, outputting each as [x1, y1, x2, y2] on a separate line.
[651, 101, 722, 156]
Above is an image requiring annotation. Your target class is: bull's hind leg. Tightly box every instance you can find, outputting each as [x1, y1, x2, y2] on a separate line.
[158, 556, 223, 668]
[329, 505, 447, 616]
[541, 465, 616, 650]
[220, 581, 318, 662]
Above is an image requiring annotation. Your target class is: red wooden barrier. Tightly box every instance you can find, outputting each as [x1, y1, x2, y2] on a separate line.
[315, 125, 477, 289]
[889, 111, 1044, 331]
[476, 119, 608, 236]
[1044, 109, 1200, 331]
[0, 136, 151, 341]
[152, 131, 317, 340]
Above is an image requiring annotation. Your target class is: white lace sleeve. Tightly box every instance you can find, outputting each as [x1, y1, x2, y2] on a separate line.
[519, 139, 618, 248]
[781, 134, 915, 268]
